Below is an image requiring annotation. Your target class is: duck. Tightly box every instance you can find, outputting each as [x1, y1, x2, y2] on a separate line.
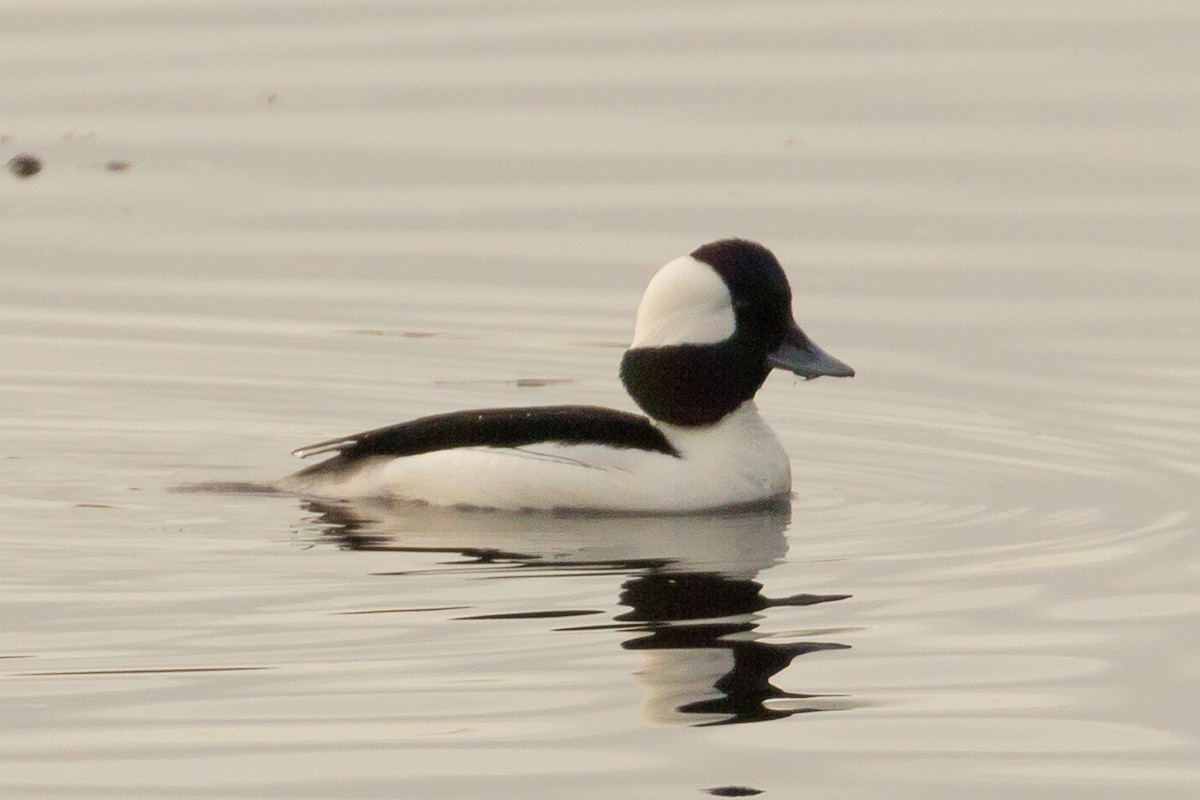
[278, 238, 854, 513]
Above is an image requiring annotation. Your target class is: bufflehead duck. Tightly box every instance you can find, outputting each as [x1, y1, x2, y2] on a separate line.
[279, 239, 853, 513]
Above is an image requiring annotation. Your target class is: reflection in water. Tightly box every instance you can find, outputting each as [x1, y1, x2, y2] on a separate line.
[618, 573, 849, 725]
[304, 498, 852, 726]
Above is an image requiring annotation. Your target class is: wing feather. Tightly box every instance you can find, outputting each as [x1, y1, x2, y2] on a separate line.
[291, 405, 677, 469]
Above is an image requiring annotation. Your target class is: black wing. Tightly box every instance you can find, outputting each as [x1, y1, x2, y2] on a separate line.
[292, 405, 678, 471]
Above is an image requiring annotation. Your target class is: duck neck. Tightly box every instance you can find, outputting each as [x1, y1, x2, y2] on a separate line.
[619, 342, 771, 426]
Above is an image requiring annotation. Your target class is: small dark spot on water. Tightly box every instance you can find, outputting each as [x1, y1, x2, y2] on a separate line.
[266, 93, 279, 106]
[705, 787, 763, 797]
[515, 378, 571, 388]
[8, 153, 41, 178]
[171, 481, 283, 495]
[105, 159, 133, 172]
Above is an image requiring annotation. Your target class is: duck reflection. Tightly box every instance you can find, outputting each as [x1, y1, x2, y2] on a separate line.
[618, 572, 848, 725]
[302, 498, 851, 726]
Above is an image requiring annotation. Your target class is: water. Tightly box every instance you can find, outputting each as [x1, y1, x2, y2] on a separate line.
[3, 2, 1199, 797]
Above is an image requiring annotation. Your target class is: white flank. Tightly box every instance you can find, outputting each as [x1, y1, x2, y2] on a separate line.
[278, 403, 791, 513]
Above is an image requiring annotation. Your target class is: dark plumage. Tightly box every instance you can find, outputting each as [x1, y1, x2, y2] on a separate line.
[291, 405, 678, 475]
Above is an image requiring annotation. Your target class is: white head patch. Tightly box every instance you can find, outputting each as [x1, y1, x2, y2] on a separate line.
[629, 255, 737, 348]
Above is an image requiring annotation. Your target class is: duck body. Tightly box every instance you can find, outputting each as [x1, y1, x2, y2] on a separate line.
[279, 402, 790, 513]
[279, 239, 853, 514]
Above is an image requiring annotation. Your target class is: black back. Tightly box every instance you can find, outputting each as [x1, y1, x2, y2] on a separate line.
[293, 405, 678, 474]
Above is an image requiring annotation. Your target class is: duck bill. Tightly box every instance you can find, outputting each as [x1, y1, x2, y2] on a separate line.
[768, 324, 855, 379]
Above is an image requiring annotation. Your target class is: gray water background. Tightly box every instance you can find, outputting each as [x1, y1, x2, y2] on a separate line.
[3, 2, 1199, 798]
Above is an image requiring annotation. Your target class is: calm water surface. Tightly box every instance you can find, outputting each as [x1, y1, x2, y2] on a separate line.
[3, 2, 1199, 798]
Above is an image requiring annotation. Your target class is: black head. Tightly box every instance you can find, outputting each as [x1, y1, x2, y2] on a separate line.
[620, 239, 853, 426]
